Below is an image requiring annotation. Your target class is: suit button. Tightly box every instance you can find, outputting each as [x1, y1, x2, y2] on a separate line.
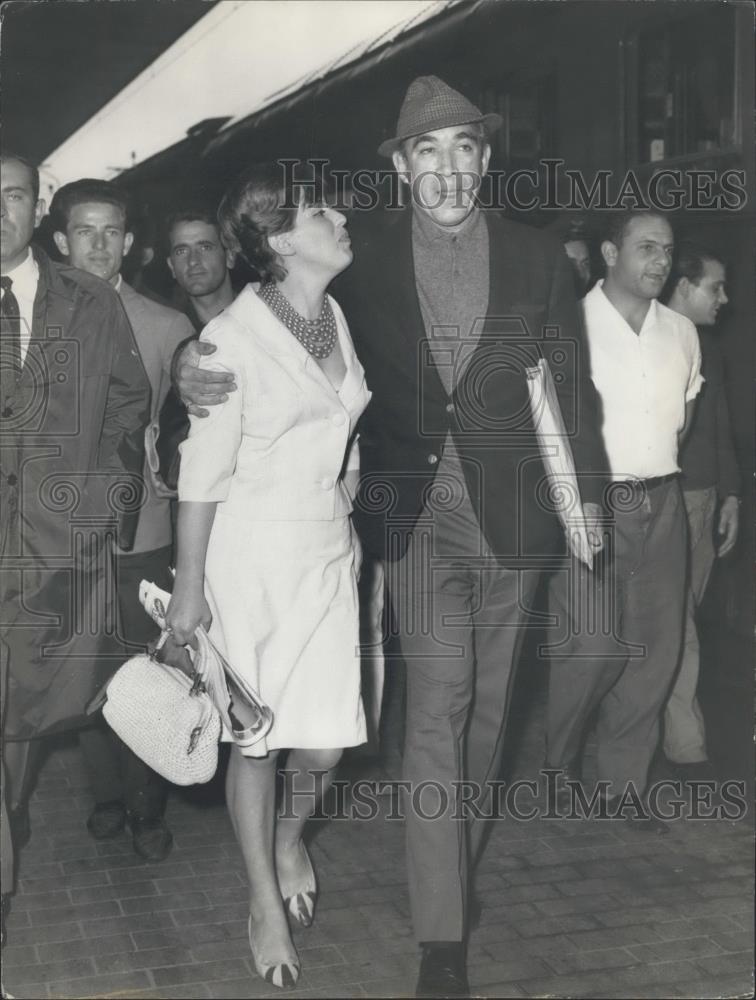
[331, 413, 345, 426]
[427, 453, 439, 466]
[7, 474, 18, 486]
[321, 477, 334, 489]
[445, 402, 455, 414]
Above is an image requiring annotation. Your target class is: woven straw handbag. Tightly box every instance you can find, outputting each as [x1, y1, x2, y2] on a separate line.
[98, 633, 221, 786]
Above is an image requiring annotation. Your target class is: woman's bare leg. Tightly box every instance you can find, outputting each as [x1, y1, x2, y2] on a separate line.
[226, 746, 298, 982]
[275, 747, 343, 921]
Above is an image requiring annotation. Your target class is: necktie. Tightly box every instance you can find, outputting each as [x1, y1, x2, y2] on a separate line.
[1, 275, 21, 415]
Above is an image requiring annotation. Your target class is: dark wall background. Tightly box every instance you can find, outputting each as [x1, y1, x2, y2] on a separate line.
[0, 0, 215, 163]
[5, 0, 753, 635]
[112, 1, 753, 638]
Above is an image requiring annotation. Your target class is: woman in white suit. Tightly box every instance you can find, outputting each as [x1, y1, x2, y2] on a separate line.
[166, 163, 370, 988]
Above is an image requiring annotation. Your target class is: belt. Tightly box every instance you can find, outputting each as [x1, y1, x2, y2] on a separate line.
[613, 473, 679, 491]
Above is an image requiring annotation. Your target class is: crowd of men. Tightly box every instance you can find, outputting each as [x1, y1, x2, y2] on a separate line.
[0, 73, 743, 998]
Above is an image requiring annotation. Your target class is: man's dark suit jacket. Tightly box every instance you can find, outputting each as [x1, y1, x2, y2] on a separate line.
[335, 207, 607, 564]
[0, 247, 151, 738]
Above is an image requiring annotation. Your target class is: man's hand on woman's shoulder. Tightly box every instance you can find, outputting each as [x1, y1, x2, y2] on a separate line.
[174, 339, 237, 417]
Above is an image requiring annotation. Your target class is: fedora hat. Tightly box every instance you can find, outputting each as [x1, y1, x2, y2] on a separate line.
[377, 75, 502, 157]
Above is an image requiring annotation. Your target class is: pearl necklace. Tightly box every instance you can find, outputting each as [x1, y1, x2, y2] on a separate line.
[258, 282, 337, 359]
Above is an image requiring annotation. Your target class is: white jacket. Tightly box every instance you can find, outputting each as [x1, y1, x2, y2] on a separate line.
[178, 285, 370, 521]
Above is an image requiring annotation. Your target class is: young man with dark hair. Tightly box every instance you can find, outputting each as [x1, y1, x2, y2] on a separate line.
[549, 216, 594, 296]
[165, 205, 236, 331]
[662, 242, 739, 780]
[1, 155, 150, 900]
[546, 209, 703, 832]
[50, 178, 194, 861]
[149, 206, 238, 495]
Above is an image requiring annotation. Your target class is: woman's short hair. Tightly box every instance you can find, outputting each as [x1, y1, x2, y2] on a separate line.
[218, 161, 324, 283]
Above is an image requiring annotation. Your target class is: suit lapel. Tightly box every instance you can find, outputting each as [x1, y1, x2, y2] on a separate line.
[27, 255, 55, 360]
[388, 209, 426, 354]
[384, 209, 448, 405]
[118, 280, 146, 332]
[11, 252, 72, 403]
[484, 213, 528, 336]
[448, 214, 539, 413]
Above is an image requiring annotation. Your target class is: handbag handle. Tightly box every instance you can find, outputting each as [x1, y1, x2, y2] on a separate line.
[193, 626, 274, 747]
[151, 630, 215, 750]
[152, 628, 171, 655]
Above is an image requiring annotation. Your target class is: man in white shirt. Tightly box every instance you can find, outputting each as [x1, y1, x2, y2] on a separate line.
[49, 178, 194, 862]
[546, 210, 702, 831]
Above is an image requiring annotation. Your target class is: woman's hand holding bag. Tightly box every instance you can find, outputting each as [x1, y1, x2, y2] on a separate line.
[165, 581, 213, 649]
[141, 580, 275, 752]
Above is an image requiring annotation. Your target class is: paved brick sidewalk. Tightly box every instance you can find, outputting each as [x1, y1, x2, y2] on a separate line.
[3, 669, 753, 1000]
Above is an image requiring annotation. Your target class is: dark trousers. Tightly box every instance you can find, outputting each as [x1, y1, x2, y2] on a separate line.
[1, 641, 14, 891]
[388, 507, 540, 943]
[546, 479, 687, 797]
[80, 546, 173, 819]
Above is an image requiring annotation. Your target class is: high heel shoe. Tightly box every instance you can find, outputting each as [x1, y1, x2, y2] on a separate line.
[247, 916, 300, 989]
[279, 840, 317, 928]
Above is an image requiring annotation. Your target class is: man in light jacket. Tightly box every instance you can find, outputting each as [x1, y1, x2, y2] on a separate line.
[50, 178, 194, 861]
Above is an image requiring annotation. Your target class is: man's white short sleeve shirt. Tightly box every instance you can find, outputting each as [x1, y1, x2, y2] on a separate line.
[582, 280, 703, 480]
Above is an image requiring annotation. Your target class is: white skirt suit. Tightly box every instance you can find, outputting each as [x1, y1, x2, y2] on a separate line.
[178, 285, 371, 755]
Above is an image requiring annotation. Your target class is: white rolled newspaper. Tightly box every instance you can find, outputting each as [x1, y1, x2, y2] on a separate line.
[526, 358, 593, 568]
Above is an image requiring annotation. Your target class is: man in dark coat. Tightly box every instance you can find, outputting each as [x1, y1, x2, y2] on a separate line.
[338, 79, 606, 996]
[0, 154, 150, 874]
[174, 79, 606, 996]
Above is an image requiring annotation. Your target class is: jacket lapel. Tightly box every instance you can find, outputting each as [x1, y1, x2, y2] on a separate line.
[384, 209, 448, 406]
[388, 209, 426, 354]
[118, 280, 144, 326]
[484, 213, 529, 336]
[11, 249, 75, 404]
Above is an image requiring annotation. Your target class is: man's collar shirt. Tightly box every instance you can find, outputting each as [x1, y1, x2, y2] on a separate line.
[582, 279, 703, 481]
[2, 248, 39, 365]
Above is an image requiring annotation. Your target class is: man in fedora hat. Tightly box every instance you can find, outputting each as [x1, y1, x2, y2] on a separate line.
[174, 75, 606, 997]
